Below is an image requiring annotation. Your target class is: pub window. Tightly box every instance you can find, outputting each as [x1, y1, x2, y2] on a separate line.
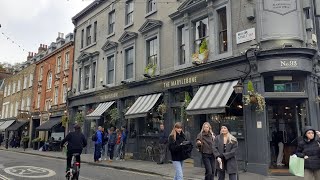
[264, 75, 305, 92]
[194, 17, 209, 54]
[107, 55, 115, 84]
[125, 47, 134, 80]
[147, 37, 157, 65]
[218, 7, 228, 53]
[178, 25, 186, 65]
[84, 65, 90, 90]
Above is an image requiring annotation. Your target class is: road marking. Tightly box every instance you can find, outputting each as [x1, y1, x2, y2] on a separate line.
[0, 173, 9, 180]
[4, 166, 56, 178]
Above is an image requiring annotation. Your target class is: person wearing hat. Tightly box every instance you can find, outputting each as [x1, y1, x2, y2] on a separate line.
[296, 126, 320, 180]
[61, 124, 87, 176]
[213, 124, 238, 180]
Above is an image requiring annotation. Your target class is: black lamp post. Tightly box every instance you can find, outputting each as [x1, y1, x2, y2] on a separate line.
[233, 81, 244, 94]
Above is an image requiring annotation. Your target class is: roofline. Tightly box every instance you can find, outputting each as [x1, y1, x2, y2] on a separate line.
[72, 0, 107, 24]
[35, 41, 74, 65]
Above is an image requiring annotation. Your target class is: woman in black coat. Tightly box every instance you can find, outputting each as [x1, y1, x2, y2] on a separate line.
[296, 126, 320, 180]
[169, 122, 192, 180]
[213, 124, 238, 180]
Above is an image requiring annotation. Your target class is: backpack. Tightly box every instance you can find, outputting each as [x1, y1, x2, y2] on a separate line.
[92, 132, 98, 141]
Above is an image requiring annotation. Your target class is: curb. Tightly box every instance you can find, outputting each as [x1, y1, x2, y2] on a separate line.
[0, 149, 202, 180]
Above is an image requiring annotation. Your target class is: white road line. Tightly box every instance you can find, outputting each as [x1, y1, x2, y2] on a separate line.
[0, 173, 9, 180]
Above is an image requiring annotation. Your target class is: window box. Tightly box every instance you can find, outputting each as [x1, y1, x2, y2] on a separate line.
[144, 63, 157, 77]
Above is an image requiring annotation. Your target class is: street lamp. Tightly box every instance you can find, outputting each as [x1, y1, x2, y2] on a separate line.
[233, 81, 244, 94]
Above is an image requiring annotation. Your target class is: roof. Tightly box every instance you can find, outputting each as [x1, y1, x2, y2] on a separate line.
[72, 0, 107, 24]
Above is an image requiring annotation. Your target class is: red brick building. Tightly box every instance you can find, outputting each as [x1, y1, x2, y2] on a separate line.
[31, 33, 74, 140]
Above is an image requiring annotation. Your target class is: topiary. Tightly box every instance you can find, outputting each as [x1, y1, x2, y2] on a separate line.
[199, 39, 208, 54]
[247, 80, 254, 92]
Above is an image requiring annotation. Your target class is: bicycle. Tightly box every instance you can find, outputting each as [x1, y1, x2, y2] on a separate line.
[140, 139, 160, 162]
[66, 153, 80, 180]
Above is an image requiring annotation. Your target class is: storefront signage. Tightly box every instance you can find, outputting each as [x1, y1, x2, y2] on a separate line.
[163, 76, 197, 88]
[263, 0, 297, 15]
[236, 28, 255, 44]
[280, 60, 298, 68]
[99, 92, 119, 101]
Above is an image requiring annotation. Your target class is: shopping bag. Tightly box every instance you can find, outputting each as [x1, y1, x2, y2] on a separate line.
[289, 155, 304, 177]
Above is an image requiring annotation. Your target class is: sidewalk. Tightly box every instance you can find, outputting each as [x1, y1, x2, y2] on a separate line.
[0, 147, 302, 180]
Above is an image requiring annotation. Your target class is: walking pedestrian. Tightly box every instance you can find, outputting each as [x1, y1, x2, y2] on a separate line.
[100, 128, 107, 161]
[158, 123, 168, 164]
[296, 126, 320, 180]
[93, 126, 103, 162]
[107, 127, 117, 162]
[115, 129, 122, 160]
[196, 122, 215, 180]
[169, 122, 193, 180]
[213, 124, 238, 180]
[120, 126, 128, 161]
[0, 134, 3, 146]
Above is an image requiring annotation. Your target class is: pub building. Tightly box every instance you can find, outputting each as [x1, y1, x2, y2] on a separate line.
[68, 47, 319, 175]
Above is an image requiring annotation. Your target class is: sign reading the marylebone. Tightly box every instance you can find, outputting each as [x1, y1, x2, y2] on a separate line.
[280, 60, 298, 68]
[99, 92, 119, 101]
[264, 0, 297, 15]
[163, 76, 197, 88]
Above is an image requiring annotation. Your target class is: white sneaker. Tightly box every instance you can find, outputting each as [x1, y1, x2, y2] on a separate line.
[98, 158, 102, 161]
[277, 163, 285, 166]
[104, 158, 107, 161]
[116, 157, 120, 161]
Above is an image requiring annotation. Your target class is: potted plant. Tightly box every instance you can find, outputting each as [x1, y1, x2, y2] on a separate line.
[22, 137, 30, 150]
[192, 39, 209, 65]
[109, 108, 120, 125]
[32, 137, 41, 150]
[61, 115, 68, 127]
[75, 112, 84, 126]
[144, 63, 157, 77]
[243, 80, 266, 112]
[157, 103, 167, 120]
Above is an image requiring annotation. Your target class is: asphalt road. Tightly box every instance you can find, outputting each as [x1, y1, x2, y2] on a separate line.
[0, 150, 169, 180]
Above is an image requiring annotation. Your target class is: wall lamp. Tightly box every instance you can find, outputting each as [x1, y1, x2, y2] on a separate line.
[143, 73, 152, 78]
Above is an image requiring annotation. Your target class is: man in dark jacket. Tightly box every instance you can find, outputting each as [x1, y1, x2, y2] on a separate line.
[158, 123, 168, 164]
[107, 127, 117, 162]
[61, 124, 87, 173]
[296, 126, 320, 180]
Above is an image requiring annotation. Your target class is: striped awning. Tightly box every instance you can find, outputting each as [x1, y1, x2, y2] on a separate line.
[186, 80, 238, 115]
[0, 120, 16, 131]
[125, 93, 162, 119]
[86, 101, 115, 120]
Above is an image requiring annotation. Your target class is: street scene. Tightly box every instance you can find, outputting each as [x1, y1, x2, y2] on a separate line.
[1, 0, 320, 179]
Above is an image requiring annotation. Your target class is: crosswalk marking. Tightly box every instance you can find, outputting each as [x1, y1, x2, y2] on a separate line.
[0, 173, 9, 180]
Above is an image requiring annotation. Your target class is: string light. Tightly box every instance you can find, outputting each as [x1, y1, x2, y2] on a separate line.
[0, 31, 29, 53]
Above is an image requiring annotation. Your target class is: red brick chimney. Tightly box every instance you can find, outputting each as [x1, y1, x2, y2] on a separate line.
[27, 52, 34, 61]
[38, 44, 47, 54]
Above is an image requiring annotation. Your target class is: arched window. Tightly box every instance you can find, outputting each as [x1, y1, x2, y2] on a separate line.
[47, 72, 52, 89]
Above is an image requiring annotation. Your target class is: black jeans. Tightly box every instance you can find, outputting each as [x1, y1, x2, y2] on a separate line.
[120, 142, 126, 159]
[66, 149, 82, 172]
[202, 153, 215, 180]
[217, 170, 237, 180]
[108, 144, 115, 160]
[94, 143, 102, 161]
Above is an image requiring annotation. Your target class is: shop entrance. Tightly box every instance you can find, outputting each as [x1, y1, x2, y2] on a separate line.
[267, 100, 307, 174]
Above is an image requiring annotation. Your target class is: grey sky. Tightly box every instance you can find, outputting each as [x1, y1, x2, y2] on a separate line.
[0, 0, 92, 64]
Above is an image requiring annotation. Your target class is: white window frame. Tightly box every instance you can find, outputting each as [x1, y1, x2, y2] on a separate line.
[26, 97, 31, 111]
[54, 86, 59, 105]
[47, 72, 52, 89]
[4, 86, 7, 97]
[145, 36, 159, 75]
[84, 65, 90, 90]
[17, 80, 21, 92]
[29, 73, 33, 87]
[146, 0, 157, 15]
[64, 52, 70, 70]
[15, 101, 19, 116]
[10, 103, 13, 117]
[23, 76, 28, 89]
[108, 10, 115, 35]
[21, 99, 25, 111]
[106, 54, 116, 85]
[86, 25, 92, 46]
[12, 82, 16, 94]
[62, 84, 67, 103]
[2, 104, 5, 118]
[123, 45, 135, 81]
[37, 94, 41, 109]
[7, 84, 11, 96]
[39, 66, 43, 81]
[56, 56, 62, 74]
[5, 104, 9, 118]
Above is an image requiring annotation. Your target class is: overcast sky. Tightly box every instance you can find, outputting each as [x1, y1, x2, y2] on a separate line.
[0, 0, 92, 65]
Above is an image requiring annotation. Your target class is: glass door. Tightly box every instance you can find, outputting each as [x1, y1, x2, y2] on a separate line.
[267, 100, 307, 173]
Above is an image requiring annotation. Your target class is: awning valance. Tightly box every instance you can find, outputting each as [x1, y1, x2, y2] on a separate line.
[7, 120, 28, 131]
[125, 93, 162, 119]
[186, 80, 238, 115]
[36, 117, 61, 131]
[0, 120, 16, 131]
[86, 101, 115, 120]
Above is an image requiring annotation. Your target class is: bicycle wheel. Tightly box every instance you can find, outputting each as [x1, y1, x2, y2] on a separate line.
[152, 148, 161, 163]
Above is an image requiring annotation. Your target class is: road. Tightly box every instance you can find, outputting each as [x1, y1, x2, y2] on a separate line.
[0, 150, 169, 180]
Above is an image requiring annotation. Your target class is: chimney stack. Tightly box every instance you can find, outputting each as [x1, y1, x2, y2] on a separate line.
[38, 44, 47, 54]
[27, 52, 33, 61]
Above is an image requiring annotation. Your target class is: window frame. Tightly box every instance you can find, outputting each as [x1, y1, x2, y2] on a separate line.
[7, 84, 11, 96]
[54, 86, 59, 105]
[29, 73, 33, 87]
[107, 55, 115, 85]
[93, 21, 97, 43]
[12, 82, 16, 94]
[62, 84, 67, 103]
[124, 46, 135, 80]
[84, 65, 90, 90]
[125, 1, 134, 26]
[86, 25, 92, 46]
[47, 72, 52, 90]
[17, 80, 21, 92]
[56, 56, 62, 74]
[146, 0, 157, 15]
[92, 62, 96, 89]
[81, 29, 84, 48]
[37, 93, 41, 109]
[39, 66, 43, 81]
[108, 10, 115, 35]
[23, 76, 28, 89]
[64, 52, 70, 70]
[217, 7, 228, 54]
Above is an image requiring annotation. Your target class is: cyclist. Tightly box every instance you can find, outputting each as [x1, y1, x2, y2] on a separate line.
[61, 124, 87, 176]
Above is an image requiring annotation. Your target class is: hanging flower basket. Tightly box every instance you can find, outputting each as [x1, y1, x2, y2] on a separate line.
[192, 39, 209, 65]
[157, 103, 167, 115]
[243, 81, 266, 112]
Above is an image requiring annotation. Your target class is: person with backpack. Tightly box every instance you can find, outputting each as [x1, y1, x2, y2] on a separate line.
[120, 126, 128, 161]
[107, 127, 117, 162]
[196, 122, 216, 180]
[169, 122, 193, 180]
[92, 126, 103, 162]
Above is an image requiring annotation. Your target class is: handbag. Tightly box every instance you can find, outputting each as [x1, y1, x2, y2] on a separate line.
[289, 155, 304, 177]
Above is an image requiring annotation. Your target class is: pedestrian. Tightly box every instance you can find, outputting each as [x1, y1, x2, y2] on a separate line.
[169, 122, 193, 180]
[296, 126, 320, 180]
[93, 126, 103, 162]
[196, 122, 215, 180]
[115, 129, 122, 160]
[120, 126, 128, 161]
[0, 134, 3, 146]
[213, 124, 238, 180]
[107, 127, 117, 162]
[100, 128, 107, 161]
[158, 123, 168, 164]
